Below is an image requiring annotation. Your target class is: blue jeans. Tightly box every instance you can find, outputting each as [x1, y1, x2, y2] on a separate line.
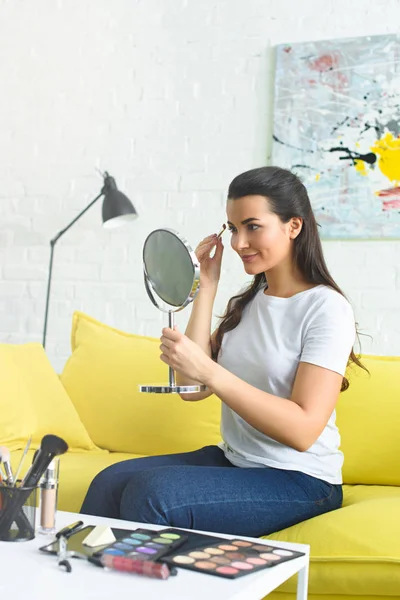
[80, 445, 342, 537]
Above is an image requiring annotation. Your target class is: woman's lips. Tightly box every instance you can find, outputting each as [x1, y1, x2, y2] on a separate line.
[241, 253, 258, 263]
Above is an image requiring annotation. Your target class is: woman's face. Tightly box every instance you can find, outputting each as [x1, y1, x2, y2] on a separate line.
[226, 195, 300, 275]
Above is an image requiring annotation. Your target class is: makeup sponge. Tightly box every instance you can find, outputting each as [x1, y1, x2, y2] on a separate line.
[82, 526, 116, 548]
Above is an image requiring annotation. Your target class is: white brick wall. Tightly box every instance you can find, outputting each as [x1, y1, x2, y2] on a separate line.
[0, 0, 399, 371]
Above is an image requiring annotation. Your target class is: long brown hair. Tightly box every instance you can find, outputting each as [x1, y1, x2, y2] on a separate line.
[212, 166, 367, 392]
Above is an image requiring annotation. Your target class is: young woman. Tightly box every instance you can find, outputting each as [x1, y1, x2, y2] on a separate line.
[81, 166, 363, 537]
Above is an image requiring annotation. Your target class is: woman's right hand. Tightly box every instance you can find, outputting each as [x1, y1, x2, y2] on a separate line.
[195, 233, 224, 290]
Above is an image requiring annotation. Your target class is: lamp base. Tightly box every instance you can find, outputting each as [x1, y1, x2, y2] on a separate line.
[139, 384, 207, 394]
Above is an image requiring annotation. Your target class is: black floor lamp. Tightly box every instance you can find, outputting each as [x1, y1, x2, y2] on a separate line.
[42, 171, 138, 349]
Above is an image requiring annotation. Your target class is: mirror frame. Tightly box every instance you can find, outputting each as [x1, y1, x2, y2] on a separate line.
[142, 228, 201, 312]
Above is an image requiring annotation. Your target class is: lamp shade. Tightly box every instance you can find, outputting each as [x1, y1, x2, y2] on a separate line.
[101, 173, 138, 229]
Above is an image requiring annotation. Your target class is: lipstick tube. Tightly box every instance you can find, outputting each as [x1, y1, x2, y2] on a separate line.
[38, 458, 59, 535]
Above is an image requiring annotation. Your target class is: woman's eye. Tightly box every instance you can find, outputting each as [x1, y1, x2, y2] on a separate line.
[227, 225, 259, 233]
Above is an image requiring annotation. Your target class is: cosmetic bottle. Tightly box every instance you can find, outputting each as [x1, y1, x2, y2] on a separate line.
[38, 458, 60, 535]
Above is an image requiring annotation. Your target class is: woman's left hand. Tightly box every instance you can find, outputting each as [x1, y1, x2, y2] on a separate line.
[159, 327, 214, 383]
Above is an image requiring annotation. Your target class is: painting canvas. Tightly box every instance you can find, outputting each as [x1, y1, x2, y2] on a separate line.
[272, 34, 400, 239]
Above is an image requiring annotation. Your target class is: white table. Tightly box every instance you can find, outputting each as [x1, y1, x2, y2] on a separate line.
[0, 511, 309, 600]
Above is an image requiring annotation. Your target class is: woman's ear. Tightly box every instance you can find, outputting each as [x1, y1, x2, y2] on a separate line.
[289, 217, 303, 239]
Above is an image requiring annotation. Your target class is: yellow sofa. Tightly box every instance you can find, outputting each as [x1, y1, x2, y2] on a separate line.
[4, 311, 400, 600]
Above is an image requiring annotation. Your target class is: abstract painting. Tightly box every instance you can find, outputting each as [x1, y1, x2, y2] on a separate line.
[272, 34, 400, 239]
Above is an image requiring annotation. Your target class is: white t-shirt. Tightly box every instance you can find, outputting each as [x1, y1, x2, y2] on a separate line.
[217, 284, 356, 484]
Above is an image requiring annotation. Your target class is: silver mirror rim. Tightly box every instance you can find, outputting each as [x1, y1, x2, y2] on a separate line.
[142, 228, 201, 313]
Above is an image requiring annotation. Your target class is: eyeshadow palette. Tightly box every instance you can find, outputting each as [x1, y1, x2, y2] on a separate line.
[94, 528, 187, 563]
[163, 538, 305, 579]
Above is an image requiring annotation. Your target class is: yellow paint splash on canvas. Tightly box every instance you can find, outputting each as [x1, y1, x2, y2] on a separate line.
[354, 160, 367, 175]
[370, 132, 400, 185]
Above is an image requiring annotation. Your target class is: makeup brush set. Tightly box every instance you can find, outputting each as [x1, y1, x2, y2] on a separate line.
[0, 434, 68, 541]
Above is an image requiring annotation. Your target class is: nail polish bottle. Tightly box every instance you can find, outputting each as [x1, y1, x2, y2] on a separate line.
[38, 458, 60, 535]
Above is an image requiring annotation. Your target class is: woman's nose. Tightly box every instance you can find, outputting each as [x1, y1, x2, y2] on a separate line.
[232, 231, 250, 251]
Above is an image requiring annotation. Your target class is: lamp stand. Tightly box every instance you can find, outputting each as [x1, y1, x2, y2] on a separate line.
[42, 191, 103, 349]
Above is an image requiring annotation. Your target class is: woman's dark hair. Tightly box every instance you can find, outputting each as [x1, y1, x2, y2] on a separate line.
[212, 166, 367, 391]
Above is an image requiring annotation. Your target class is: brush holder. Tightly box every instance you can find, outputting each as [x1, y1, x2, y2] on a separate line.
[0, 482, 37, 541]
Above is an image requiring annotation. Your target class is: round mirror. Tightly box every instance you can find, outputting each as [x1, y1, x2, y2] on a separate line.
[143, 228, 200, 311]
[140, 228, 206, 394]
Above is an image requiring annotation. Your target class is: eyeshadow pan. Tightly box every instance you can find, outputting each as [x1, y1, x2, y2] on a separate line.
[225, 552, 246, 560]
[173, 555, 195, 564]
[160, 533, 180, 540]
[204, 547, 224, 555]
[273, 549, 293, 556]
[152, 537, 172, 544]
[259, 552, 280, 561]
[122, 538, 141, 545]
[231, 561, 253, 570]
[218, 544, 237, 551]
[114, 542, 134, 550]
[247, 557, 267, 565]
[194, 561, 217, 570]
[103, 548, 124, 556]
[137, 546, 157, 554]
[251, 544, 273, 552]
[216, 566, 238, 575]
[189, 551, 211, 559]
[232, 540, 252, 548]
[209, 556, 231, 565]
[130, 533, 151, 541]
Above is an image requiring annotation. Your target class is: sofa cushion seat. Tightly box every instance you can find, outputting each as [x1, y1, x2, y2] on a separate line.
[264, 484, 400, 598]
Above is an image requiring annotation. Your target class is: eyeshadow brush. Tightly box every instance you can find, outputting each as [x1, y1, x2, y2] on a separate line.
[13, 435, 32, 485]
[0, 447, 14, 486]
[217, 224, 226, 238]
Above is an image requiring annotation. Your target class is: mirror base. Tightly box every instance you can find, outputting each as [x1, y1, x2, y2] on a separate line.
[139, 384, 207, 394]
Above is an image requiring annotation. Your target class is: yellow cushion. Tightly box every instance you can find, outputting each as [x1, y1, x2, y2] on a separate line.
[337, 355, 400, 485]
[60, 311, 222, 454]
[0, 346, 37, 451]
[264, 484, 400, 598]
[3, 343, 101, 453]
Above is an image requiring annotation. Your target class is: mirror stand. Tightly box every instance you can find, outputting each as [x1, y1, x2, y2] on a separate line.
[139, 310, 206, 394]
